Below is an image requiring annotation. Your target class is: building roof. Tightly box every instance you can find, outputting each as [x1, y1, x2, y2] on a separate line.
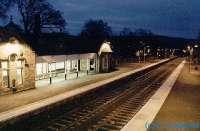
[0, 32, 113, 56]
[4, 16, 23, 33]
[28, 34, 111, 56]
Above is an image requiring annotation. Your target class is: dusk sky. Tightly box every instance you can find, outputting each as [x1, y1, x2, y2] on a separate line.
[1, 0, 200, 38]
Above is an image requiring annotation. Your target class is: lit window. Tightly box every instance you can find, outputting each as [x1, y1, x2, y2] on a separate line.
[56, 62, 64, 69]
[16, 60, 23, 85]
[1, 61, 9, 88]
[49, 63, 56, 72]
[56, 62, 65, 74]
[90, 59, 95, 70]
[71, 60, 78, 71]
[42, 63, 48, 74]
[66, 60, 71, 71]
[36, 63, 43, 76]
[2, 62, 8, 69]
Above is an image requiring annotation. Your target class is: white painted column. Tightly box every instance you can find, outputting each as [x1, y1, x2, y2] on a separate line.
[42, 63, 44, 79]
[55, 63, 57, 77]
[76, 60, 79, 72]
[96, 54, 100, 73]
[76, 60, 79, 78]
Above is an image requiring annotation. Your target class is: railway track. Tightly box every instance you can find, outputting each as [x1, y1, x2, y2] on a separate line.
[2, 59, 182, 131]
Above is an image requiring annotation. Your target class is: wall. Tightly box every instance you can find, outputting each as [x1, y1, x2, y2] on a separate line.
[0, 39, 35, 95]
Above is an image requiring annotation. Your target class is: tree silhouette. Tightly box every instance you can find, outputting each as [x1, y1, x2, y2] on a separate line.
[80, 19, 112, 39]
[0, 0, 66, 34]
[120, 27, 133, 37]
[17, 0, 66, 33]
[0, 0, 14, 18]
[133, 29, 153, 36]
[197, 30, 200, 40]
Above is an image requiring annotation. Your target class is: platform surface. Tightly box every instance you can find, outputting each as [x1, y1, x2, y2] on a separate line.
[147, 62, 200, 131]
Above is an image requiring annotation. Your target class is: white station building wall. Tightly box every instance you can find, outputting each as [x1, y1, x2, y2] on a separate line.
[35, 53, 97, 80]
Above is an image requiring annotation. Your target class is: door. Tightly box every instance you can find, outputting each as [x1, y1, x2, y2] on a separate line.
[16, 60, 23, 85]
[9, 59, 23, 88]
[100, 54, 108, 72]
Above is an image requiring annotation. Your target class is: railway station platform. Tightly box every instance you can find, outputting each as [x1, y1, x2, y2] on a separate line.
[147, 62, 200, 131]
[0, 58, 167, 124]
[122, 60, 200, 131]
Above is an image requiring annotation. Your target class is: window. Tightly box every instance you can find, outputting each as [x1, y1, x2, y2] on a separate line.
[36, 63, 43, 76]
[16, 60, 23, 85]
[56, 62, 65, 73]
[48, 63, 57, 77]
[66, 60, 71, 72]
[1, 61, 9, 88]
[49, 63, 56, 72]
[71, 60, 78, 71]
[56, 62, 64, 70]
[42, 63, 48, 75]
[90, 59, 95, 70]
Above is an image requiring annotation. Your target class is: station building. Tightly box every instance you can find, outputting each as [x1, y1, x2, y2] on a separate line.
[0, 32, 114, 95]
[0, 36, 36, 94]
[35, 39, 113, 81]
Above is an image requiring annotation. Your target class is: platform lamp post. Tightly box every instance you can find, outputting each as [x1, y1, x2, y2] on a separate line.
[49, 63, 52, 84]
[194, 44, 199, 70]
[187, 45, 193, 73]
[143, 46, 146, 63]
[143, 45, 149, 63]
[87, 58, 89, 75]
[139, 41, 147, 63]
[136, 50, 141, 63]
[64, 61, 67, 80]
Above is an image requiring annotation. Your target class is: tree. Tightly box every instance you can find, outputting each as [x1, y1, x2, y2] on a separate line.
[80, 19, 112, 39]
[197, 30, 200, 40]
[17, 0, 66, 33]
[120, 27, 133, 37]
[0, 0, 14, 18]
[133, 29, 153, 36]
[1, 0, 66, 34]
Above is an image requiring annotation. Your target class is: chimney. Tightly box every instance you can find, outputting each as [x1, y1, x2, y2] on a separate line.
[34, 14, 41, 35]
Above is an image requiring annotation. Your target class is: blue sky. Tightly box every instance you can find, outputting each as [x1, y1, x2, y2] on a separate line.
[1, 0, 200, 38]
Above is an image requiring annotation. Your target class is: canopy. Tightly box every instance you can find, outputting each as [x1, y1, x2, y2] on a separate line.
[36, 53, 96, 63]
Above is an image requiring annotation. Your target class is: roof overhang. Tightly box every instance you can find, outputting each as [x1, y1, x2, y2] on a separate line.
[36, 53, 96, 63]
[98, 41, 113, 55]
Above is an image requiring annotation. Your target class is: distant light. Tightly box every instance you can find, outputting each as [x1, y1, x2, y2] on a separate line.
[194, 45, 198, 48]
